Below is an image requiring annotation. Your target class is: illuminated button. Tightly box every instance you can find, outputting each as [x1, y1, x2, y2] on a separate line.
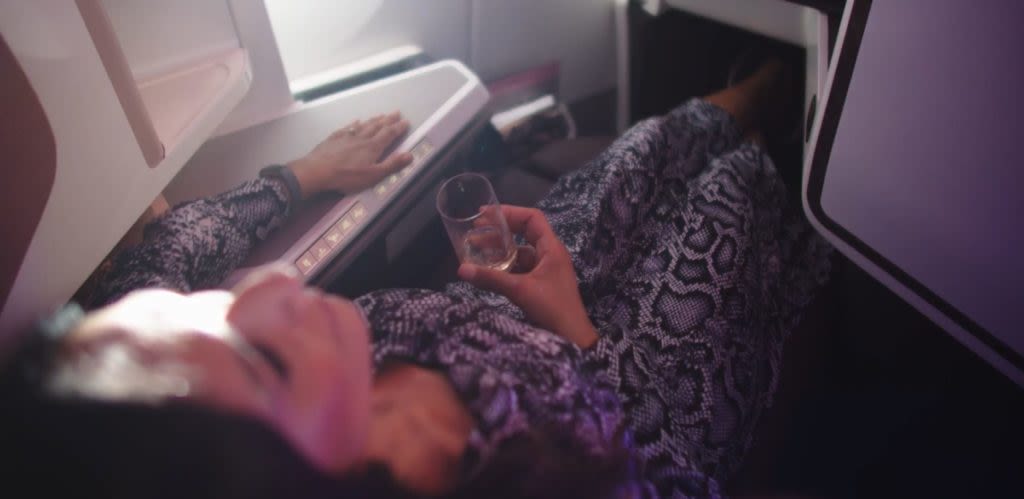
[399, 166, 413, 178]
[296, 252, 317, 275]
[387, 174, 399, 185]
[311, 240, 331, 261]
[336, 216, 355, 234]
[374, 184, 388, 196]
[323, 226, 344, 247]
[351, 203, 366, 220]
[411, 140, 433, 162]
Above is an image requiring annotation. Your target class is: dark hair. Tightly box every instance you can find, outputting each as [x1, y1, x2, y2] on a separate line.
[451, 424, 634, 499]
[1, 371, 401, 498]
[0, 320, 417, 499]
[0, 320, 634, 499]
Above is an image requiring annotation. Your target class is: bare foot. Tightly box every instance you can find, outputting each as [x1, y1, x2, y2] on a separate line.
[703, 58, 789, 135]
[740, 59, 787, 130]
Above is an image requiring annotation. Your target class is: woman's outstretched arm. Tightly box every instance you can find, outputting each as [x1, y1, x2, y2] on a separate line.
[91, 178, 292, 306]
[90, 113, 413, 306]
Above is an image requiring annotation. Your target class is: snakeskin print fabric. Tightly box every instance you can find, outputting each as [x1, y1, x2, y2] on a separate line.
[442, 99, 832, 495]
[93, 99, 831, 498]
[93, 178, 291, 306]
[352, 289, 645, 491]
[555, 100, 832, 490]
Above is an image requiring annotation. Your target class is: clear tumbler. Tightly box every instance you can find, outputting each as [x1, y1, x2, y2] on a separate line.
[436, 173, 517, 271]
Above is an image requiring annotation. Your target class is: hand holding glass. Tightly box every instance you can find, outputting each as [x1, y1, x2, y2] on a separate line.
[436, 173, 517, 271]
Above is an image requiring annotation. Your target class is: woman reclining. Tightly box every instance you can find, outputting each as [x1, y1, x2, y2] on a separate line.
[2, 60, 831, 498]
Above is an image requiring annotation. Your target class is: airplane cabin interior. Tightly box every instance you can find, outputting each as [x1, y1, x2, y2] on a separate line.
[2, 0, 1022, 496]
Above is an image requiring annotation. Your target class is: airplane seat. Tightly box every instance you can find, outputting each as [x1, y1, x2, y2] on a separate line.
[489, 136, 616, 208]
[0, 34, 57, 335]
[728, 273, 837, 494]
[522, 136, 616, 182]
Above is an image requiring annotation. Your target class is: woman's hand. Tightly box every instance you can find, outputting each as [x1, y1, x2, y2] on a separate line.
[368, 363, 474, 495]
[457, 205, 599, 348]
[287, 112, 413, 199]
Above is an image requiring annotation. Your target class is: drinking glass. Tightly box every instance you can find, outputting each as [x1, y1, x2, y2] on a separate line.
[436, 173, 517, 271]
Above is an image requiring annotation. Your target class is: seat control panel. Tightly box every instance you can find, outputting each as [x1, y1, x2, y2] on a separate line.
[293, 139, 434, 276]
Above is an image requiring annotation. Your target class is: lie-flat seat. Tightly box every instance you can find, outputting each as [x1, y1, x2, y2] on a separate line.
[490, 136, 615, 207]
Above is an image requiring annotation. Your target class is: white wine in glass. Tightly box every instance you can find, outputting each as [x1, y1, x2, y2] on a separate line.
[437, 173, 518, 272]
[462, 226, 517, 271]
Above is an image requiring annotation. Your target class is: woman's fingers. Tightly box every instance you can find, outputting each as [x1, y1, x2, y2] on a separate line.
[510, 245, 538, 274]
[230, 263, 302, 297]
[358, 112, 401, 139]
[499, 205, 557, 251]
[228, 267, 303, 332]
[322, 295, 370, 346]
[285, 289, 334, 350]
[372, 119, 410, 149]
[358, 118, 386, 139]
[326, 111, 403, 141]
[457, 264, 523, 302]
[329, 119, 362, 140]
[375, 151, 414, 175]
[293, 111, 411, 195]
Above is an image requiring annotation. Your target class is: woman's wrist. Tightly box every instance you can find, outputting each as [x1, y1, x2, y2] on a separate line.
[259, 164, 304, 206]
[560, 314, 599, 349]
[286, 159, 321, 200]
